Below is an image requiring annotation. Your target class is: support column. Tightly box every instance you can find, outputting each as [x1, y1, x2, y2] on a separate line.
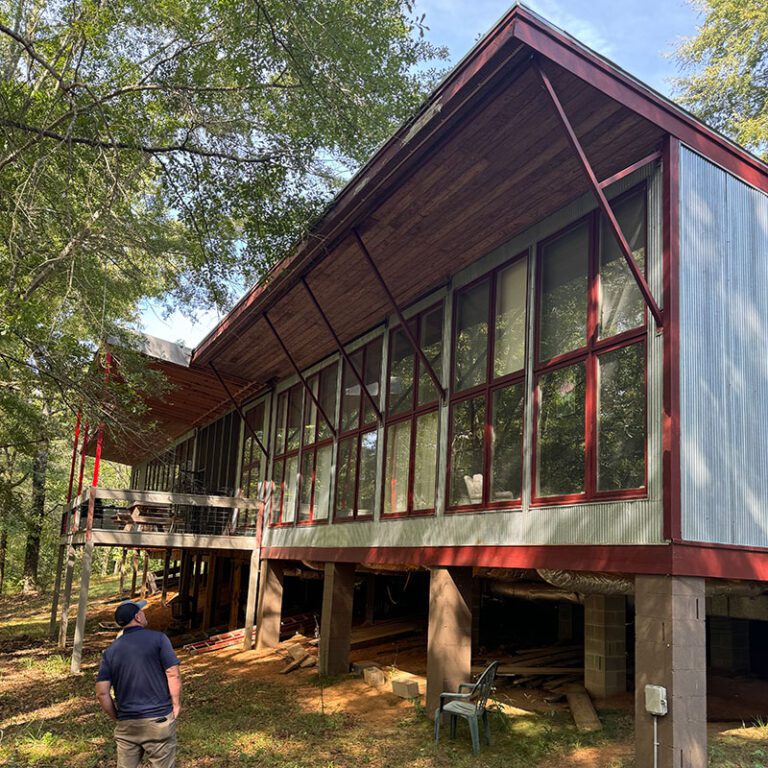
[426, 567, 473, 716]
[229, 560, 243, 629]
[48, 544, 66, 640]
[130, 549, 139, 597]
[70, 541, 94, 673]
[255, 559, 284, 650]
[161, 548, 171, 606]
[635, 576, 706, 768]
[140, 551, 149, 599]
[364, 573, 375, 625]
[202, 554, 217, 631]
[58, 545, 76, 648]
[558, 603, 576, 642]
[243, 549, 261, 650]
[191, 555, 202, 625]
[709, 617, 750, 674]
[584, 595, 627, 698]
[319, 562, 355, 675]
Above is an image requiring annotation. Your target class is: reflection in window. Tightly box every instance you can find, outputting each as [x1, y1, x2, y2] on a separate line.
[335, 437, 357, 519]
[282, 455, 298, 523]
[490, 384, 524, 502]
[598, 343, 645, 490]
[358, 431, 378, 515]
[537, 363, 586, 497]
[600, 192, 647, 339]
[419, 307, 443, 404]
[449, 396, 486, 506]
[413, 411, 438, 510]
[454, 280, 490, 391]
[389, 327, 415, 416]
[539, 224, 588, 361]
[494, 260, 527, 378]
[384, 420, 410, 515]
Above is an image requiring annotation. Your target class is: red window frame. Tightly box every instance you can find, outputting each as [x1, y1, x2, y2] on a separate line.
[446, 251, 529, 513]
[532, 183, 648, 505]
[381, 302, 443, 518]
[333, 337, 383, 522]
[297, 362, 337, 526]
[270, 383, 303, 526]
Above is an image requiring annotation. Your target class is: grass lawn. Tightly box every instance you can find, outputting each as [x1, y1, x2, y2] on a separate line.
[1, 577, 767, 767]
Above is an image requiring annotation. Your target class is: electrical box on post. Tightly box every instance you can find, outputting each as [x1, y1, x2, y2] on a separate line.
[644, 685, 668, 716]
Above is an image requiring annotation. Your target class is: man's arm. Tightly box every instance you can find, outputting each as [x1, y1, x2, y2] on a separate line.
[166, 664, 182, 718]
[95, 681, 118, 721]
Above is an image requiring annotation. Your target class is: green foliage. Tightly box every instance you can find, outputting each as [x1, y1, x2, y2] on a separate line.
[0, 0, 445, 591]
[675, 0, 768, 157]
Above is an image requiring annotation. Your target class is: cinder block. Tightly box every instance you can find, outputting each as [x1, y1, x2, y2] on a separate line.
[391, 678, 420, 699]
[363, 666, 387, 688]
[351, 660, 379, 675]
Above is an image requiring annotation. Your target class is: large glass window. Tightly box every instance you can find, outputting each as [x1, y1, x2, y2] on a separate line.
[383, 304, 442, 516]
[298, 362, 337, 524]
[534, 186, 648, 502]
[239, 400, 268, 532]
[270, 384, 302, 524]
[334, 337, 382, 520]
[449, 256, 528, 510]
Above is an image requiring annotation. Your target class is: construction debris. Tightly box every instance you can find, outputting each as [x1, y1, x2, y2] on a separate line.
[473, 644, 584, 691]
[565, 685, 602, 732]
[183, 627, 255, 654]
[363, 666, 387, 688]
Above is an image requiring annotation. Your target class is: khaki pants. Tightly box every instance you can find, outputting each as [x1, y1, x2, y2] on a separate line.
[114, 714, 177, 768]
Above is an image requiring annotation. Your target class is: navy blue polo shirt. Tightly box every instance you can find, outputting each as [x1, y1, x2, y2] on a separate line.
[96, 627, 180, 720]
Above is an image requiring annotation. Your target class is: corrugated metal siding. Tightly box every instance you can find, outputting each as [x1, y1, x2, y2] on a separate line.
[679, 147, 768, 546]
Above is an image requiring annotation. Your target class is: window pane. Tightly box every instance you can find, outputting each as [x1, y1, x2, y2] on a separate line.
[275, 392, 288, 454]
[363, 338, 382, 426]
[340, 351, 363, 432]
[600, 192, 646, 339]
[413, 411, 438, 510]
[539, 224, 589, 360]
[598, 343, 645, 490]
[304, 375, 318, 446]
[454, 280, 490, 391]
[286, 385, 302, 452]
[335, 437, 357, 518]
[384, 420, 411, 515]
[357, 430, 378, 515]
[282, 455, 298, 523]
[490, 383, 524, 502]
[389, 327, 414, 416]
[536, 363, 586, 497]
[449, 396, 486, 506]
[314, 444, 333, 520]
[299, 450, 314, 522]
[271, 459, 284, 523]
[318, 363, 338, 441]
[418, 307, 443, 405]
[494, 259, 527, 378]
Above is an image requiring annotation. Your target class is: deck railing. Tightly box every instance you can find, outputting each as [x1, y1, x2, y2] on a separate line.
[62, 487, 261, 537]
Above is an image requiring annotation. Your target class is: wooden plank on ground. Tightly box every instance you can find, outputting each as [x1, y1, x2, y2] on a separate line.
[566, 687, 602, 732]
[473, 665, 583, 676]
[349, 621, 423, 649]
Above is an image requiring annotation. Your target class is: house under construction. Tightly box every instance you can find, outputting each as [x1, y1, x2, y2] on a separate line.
[51, 6, 768, 767]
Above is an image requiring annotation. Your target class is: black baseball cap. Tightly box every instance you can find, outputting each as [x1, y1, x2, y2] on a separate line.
[115, 599, 148, 627]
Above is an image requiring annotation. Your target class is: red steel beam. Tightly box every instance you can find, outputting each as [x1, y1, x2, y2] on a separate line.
[352, 228, 447, 400]
[263, 313, 337, 439]
[209, 361, 269, 457]
[598, 149, 663, 190]
[301, 277, 383, 423]
[91, 350, 113, 491]
[535, 60, 664, 329]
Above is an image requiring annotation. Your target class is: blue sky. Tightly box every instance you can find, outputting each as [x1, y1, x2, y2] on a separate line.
[140, 0, 702, 347]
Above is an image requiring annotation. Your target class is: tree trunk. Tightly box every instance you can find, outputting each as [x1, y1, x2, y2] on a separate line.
[0, 520, 7, 594]
[22, 440, 49, 593]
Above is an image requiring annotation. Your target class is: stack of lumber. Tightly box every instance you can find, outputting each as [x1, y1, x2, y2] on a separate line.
[473, 644, 584, 691]
[183, 627, 255, 654]
[349, 619, 424, 650]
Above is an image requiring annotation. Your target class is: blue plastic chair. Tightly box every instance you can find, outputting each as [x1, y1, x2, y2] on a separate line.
[434, 661, 499, 754]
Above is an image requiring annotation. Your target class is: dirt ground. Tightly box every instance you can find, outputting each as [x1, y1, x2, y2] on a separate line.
[2, 580, 768, 768]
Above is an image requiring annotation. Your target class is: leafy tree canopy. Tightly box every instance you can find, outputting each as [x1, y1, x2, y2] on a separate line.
[675, 0, 768, 157]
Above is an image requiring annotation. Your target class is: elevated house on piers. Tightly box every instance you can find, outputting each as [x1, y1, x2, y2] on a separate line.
[51, 6, 768, 766]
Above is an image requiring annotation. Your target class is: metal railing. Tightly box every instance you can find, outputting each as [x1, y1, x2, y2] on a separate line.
[63, 487, 261, 537]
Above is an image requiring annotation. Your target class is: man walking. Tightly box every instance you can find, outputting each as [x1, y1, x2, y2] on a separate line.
[95, 599, 182, 768]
